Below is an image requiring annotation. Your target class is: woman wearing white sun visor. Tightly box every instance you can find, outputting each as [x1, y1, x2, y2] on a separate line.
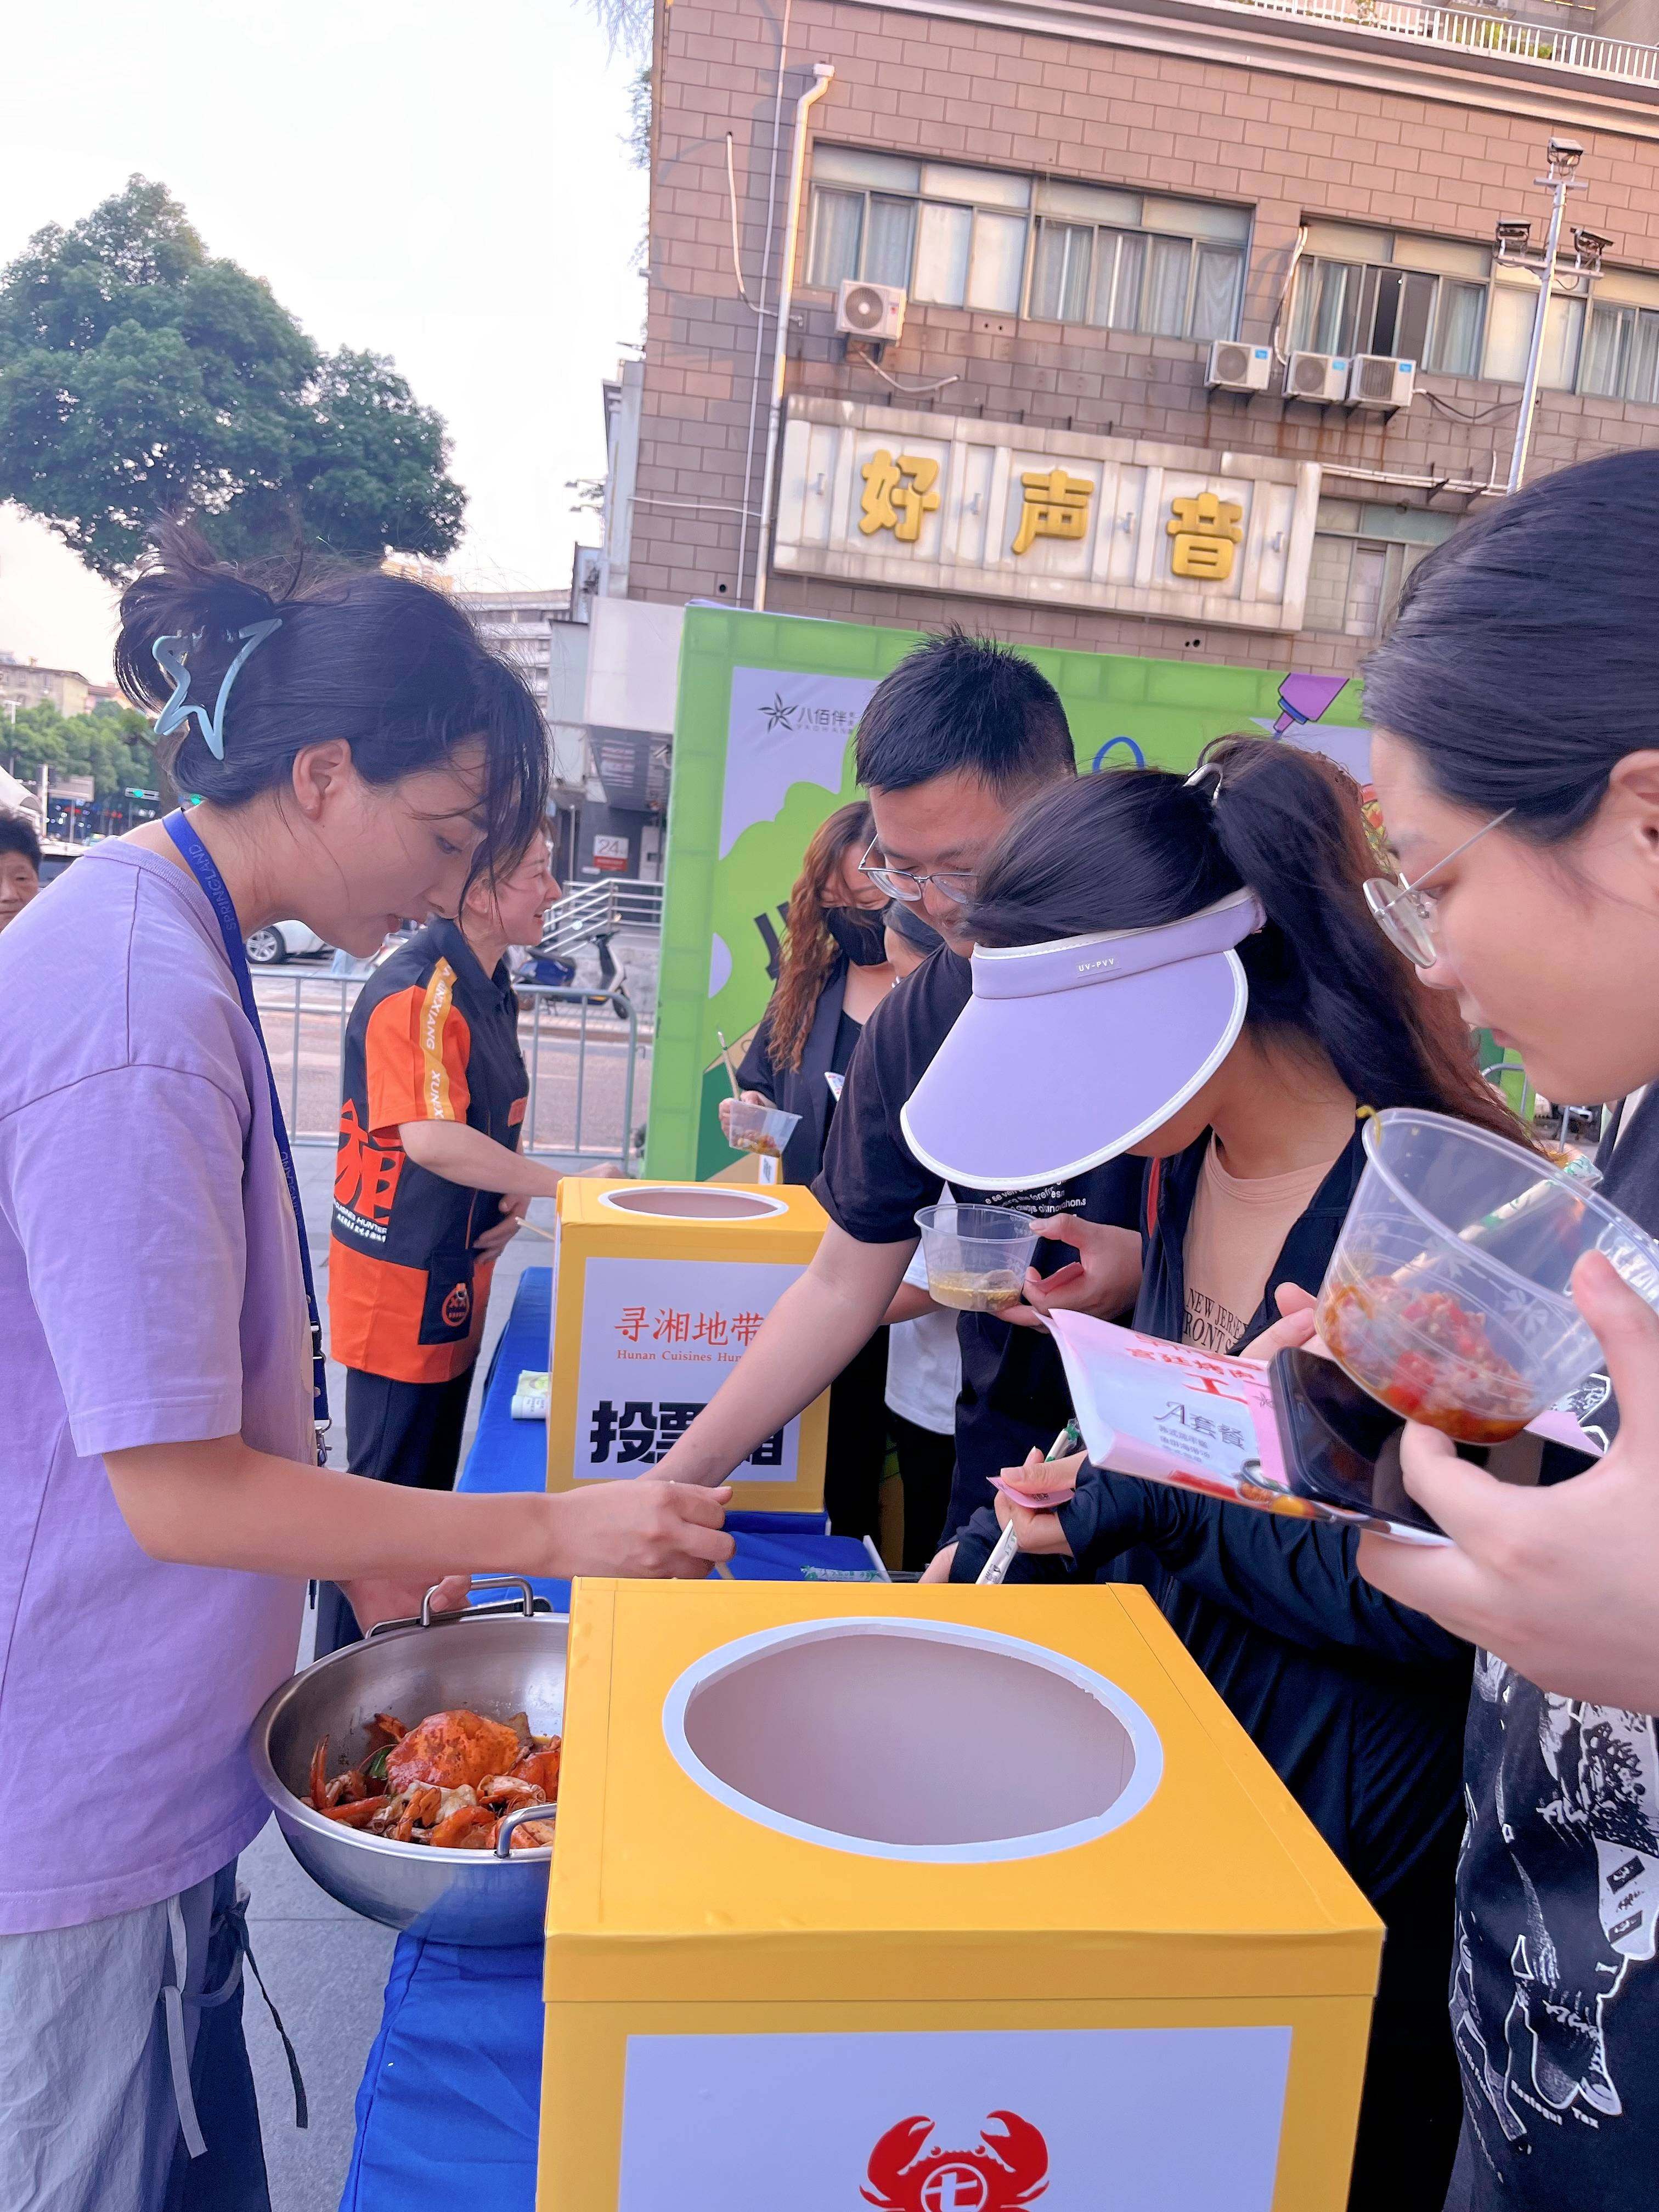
[908, 740, 1535, 2212]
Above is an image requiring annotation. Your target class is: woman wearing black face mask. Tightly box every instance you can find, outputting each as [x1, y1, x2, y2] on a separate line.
[727, 799, 899, 1538]
[727, 800, 896, 1182]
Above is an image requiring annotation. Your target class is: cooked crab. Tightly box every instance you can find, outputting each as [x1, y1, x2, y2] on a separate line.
[306, 1708, 561, 1850]
[385, 1709, 523, 1793]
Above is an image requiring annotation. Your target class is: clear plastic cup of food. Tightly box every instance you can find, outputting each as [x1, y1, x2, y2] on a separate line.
[1316, 1108, 1659, 1443]
[724, 1101, 800, 1173]
[913, 1203, 1039, 1315]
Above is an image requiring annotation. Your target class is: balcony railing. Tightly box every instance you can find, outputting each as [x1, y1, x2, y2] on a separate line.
[1207, 0, 1659, 84]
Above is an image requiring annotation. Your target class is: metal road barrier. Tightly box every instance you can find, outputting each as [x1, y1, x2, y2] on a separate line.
[253, 972, 650, 1168]
[538, 877, 664, 964]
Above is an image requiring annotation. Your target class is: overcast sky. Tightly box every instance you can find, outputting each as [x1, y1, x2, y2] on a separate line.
[0, 0, 646, 682]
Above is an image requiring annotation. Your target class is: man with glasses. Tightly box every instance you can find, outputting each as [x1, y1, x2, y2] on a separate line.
[652, 629, 1144, 1536]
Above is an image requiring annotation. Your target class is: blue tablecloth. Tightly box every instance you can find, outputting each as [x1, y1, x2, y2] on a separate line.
[342, 1266, 880, 2210]
[341, 1938, 544, 2212]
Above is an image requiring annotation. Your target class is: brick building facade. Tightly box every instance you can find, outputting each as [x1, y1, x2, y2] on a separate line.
[619, 0, 1659, 674]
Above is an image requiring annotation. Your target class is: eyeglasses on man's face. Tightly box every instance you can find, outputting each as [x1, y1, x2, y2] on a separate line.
[1363, 809, 1513, 968]
[857, 834, 975, 908]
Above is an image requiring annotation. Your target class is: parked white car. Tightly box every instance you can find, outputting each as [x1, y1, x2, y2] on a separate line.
[244, 918, 330, 966]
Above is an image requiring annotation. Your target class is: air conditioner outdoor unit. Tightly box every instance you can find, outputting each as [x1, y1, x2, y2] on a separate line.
[1348, 354, 1417, 409]
[1285, 351, 1351, 403]
[1206, 340, 1272, 393]
[836, 279, 907, 343]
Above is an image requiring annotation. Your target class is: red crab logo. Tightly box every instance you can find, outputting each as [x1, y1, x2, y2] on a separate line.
[861, 2111, 1049, 2212]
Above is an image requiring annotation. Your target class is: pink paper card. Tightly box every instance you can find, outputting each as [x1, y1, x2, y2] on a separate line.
[988, 1476, 1076, 1513]
[1041, 1310, 1451, 1547]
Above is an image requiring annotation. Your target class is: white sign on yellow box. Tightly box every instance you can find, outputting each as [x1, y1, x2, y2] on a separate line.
[547, 1178, 829, 1511]
[540, 1581, 1382, 2210]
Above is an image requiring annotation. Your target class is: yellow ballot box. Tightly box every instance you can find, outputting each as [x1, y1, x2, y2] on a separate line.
[540, 1581, 1381, 2212]
[547, 1178, 830, 1510]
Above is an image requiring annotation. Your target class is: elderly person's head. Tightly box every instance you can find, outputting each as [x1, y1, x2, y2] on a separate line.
[0, 811, 41, 933]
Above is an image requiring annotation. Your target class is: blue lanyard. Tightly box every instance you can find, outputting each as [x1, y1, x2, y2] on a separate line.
[165, 810, 330, 1460]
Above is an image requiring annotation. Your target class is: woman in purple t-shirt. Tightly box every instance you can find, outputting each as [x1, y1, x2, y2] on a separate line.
[0, 524, 732, 2211]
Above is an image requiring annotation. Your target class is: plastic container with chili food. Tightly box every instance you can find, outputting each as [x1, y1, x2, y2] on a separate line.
[1316, 1109, 1659, 1444]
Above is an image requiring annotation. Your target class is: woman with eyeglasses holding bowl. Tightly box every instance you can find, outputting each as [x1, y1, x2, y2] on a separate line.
[929, 454, 1659, 2212]
[1342, 450, 1659, 2211]
[1351, 464, 1659, 1714]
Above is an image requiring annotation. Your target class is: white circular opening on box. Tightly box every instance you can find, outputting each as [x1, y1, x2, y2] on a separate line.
[598, 1185, 788, 1222]
[662, 1617, 1163, 1863]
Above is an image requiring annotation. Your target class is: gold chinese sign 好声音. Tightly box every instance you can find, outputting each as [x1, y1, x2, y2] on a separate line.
[855, 446, 1248, 586]
[1166, 492, 1244, 583]
[1011, 466, 1093, 555]
[859, 449, 941, 544]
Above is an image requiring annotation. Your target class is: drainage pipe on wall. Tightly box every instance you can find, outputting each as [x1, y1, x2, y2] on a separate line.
[751, 63, 834, 614]
[733, 0, 793, 610]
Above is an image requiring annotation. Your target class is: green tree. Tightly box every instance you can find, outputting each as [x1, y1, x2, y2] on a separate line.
[5, 700, 159, 799]
[0, 177, 465, 579]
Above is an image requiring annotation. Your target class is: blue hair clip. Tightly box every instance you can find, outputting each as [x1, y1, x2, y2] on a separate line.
[152, 618, 282, 760]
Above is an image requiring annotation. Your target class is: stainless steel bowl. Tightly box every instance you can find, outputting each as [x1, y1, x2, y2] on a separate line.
[250, 1579, 566, 1948]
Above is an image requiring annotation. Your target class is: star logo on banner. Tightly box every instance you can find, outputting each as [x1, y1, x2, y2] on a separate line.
[761, 693, 798, 731]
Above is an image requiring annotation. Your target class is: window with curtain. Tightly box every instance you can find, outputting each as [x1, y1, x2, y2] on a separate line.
[1584, 303, 1659, 405]
[806, 150, 1249, 338]
[1027, 219, 1243, 339]
[1482, 284, 1584, 390]
[1427, 282, 1486, 375]
[1029, 222, 1092, 322]
[1290, 256, 1479, 372]
[865, 199, 917, 290]
[1193, 246, 1246, 340]
[1539, 294, 1587, 391]
[806, 189, 865, 292]
[1285, 227, 1648, 393]
[804, 150, 1031, 313]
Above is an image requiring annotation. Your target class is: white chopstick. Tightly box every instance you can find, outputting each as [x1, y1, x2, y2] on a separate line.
[976, 1519, 1021, 1587]
[975, 1420, 1079, 1587]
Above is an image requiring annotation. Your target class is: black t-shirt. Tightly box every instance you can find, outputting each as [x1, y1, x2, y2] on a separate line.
[813, 945, 1142, 1528]
[829, 1007, 863, 1081]
[1451, 1092, 1659, 2209]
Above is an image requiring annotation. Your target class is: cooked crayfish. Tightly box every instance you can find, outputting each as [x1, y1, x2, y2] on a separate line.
[306, 1707, 560, 1850]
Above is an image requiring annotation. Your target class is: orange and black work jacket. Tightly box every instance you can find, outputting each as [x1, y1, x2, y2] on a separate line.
[329, 919, 528, 1385]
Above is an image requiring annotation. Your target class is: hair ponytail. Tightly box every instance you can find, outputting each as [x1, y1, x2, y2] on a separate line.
[1201, 738, 1523, 1139]
[115, 531, 286, 701]
[114, 519, 548, 881]
[969, 736, 1530, 1145]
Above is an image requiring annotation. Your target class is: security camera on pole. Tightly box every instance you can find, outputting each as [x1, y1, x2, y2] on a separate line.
[1496, 139, 1613, 494]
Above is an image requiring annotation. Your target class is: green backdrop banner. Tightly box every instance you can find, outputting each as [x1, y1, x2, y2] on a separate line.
[644, 608, 1365, 1182]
